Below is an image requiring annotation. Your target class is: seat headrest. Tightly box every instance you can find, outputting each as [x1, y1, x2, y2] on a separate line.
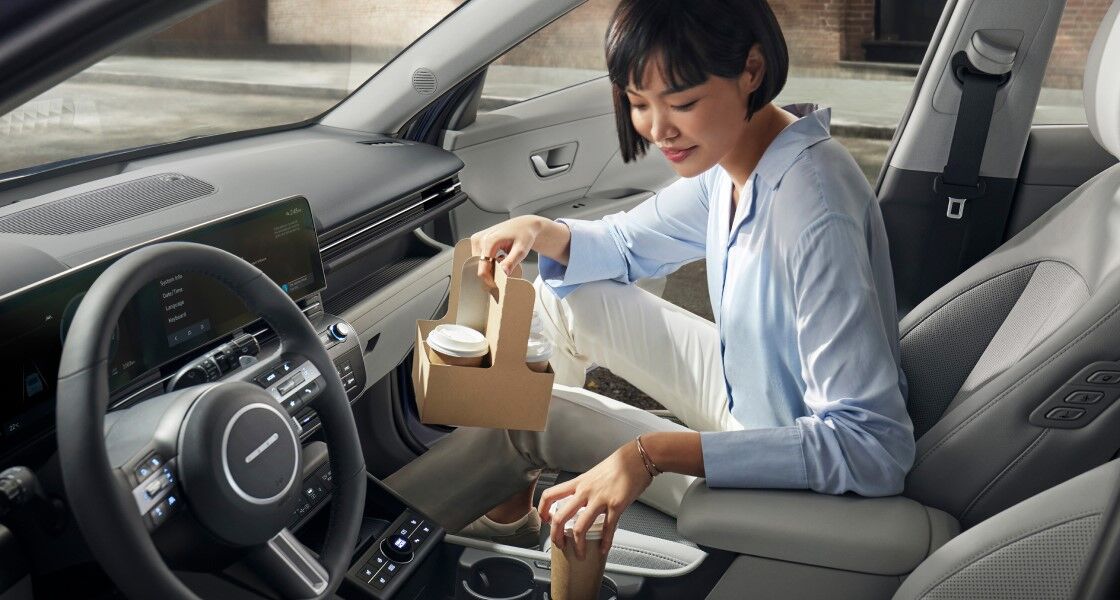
[1085, 0, 1120, 159]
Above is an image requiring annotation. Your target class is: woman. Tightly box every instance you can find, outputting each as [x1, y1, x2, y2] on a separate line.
[387, 0, 914, 560]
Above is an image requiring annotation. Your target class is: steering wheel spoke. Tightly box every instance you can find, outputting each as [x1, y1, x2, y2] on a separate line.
[247, 528, 329, 599]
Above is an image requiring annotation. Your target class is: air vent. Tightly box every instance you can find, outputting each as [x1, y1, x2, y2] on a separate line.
[318, 177, 465, 270]
[411, 68, 438, 95]
[358, 140, 406, 147]
[0, 173, 215, 235]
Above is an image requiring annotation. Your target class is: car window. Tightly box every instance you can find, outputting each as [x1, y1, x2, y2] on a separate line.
[1032, 2, 1107, 125]
[480, 0, 923, 185]
[0, 0, 468, 178]
[477, 2, 609, 113]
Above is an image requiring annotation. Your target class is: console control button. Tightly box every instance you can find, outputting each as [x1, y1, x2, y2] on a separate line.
[381, 535, 413, 563]
[370, 573, 390, 589]
[359, 564, 377, 581]
[328, 322, 352, 342]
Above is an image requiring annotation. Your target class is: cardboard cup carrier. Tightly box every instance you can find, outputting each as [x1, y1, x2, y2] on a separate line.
[412, 239, 555, 430]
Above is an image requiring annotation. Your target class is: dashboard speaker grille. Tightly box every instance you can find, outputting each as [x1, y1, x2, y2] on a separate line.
[0, 173, 215, 235]
[411, 68, 438, 95]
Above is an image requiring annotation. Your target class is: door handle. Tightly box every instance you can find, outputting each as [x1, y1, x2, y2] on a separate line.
[531, 154, 571, 177]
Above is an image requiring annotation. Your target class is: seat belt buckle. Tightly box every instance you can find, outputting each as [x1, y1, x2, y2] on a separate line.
[947, 197, 967, 219]
[934, 175, 985, 221]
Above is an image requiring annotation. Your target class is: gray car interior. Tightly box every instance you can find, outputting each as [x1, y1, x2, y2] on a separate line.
[678, 2, 1120, 597]
[1, 0, 1120, 597]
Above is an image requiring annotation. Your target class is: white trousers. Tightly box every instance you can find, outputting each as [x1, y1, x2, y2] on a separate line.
[384, 278, 741, 531]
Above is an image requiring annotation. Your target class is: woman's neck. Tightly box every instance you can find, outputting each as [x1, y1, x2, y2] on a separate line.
[721, 103, 798, 199]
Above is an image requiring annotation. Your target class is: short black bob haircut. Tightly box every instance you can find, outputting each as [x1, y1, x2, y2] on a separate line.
[606, 0, 790, 162]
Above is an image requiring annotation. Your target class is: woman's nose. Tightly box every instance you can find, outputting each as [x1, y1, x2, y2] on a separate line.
[649, 108, 678, 143]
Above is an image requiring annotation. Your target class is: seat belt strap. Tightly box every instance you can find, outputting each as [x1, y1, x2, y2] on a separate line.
[937, 66, 1004, 220]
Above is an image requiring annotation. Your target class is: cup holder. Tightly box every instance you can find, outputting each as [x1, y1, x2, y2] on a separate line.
[598, 578, 619, 600]
[460, 557, 535, 600]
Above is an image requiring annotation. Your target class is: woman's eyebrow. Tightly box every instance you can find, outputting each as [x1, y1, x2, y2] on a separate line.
[625, 84, 699, 97]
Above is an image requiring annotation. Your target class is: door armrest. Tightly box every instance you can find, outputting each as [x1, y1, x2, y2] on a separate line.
[676, 480, 960, 576]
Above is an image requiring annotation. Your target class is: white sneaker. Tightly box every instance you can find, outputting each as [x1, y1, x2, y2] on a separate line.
[456, 509, 542, 548]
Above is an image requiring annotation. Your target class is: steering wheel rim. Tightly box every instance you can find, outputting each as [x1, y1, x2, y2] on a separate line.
[56, 241, 366, 600]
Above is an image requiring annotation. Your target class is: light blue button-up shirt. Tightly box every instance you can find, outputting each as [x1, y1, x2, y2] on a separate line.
[539, 104, 915, 496]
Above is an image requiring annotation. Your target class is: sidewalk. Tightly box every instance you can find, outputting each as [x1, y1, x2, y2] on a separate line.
[72, 55, 1089, 139]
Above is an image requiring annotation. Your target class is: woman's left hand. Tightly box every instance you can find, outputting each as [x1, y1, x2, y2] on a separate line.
[538, 440, 653, 559]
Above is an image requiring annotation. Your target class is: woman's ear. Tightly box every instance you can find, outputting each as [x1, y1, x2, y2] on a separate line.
[739, 43, 766, 96]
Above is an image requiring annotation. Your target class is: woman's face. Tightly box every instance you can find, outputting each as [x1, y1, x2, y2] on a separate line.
[626, 54, 763, 177]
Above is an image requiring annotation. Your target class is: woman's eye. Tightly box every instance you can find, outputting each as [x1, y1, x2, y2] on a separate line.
[672, 100, 698, 112]
[631, 103, 648, 111]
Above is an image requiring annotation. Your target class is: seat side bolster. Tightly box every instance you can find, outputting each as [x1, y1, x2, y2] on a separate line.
[893, 460, 1119, 600]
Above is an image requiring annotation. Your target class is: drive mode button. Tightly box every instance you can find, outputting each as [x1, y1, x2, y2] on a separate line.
[381, 535, 413, 563]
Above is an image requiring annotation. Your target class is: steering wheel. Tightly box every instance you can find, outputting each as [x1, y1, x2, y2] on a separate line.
[55, 242, 366, 599]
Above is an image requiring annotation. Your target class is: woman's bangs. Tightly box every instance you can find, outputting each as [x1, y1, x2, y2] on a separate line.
[606, 4, 708, 92]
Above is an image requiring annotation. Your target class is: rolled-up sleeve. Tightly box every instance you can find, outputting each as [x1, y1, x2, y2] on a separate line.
[539, 172, 711, 298]
[701, 213, 914, 496]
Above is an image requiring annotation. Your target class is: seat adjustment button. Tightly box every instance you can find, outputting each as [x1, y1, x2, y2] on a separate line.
[1064, 391, 1104, 405]
[1046, 407, 1086, 421]
[1087, 370, 1120, 385]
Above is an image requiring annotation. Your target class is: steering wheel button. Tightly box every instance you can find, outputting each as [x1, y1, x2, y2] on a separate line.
[359, 565, 376, 580]
[165, 492, 180, 512]
[144, 479, 166, 499]
[135, 464, 153, 481]
[149, 502, 169, 527]
[147, 455, 163, 469]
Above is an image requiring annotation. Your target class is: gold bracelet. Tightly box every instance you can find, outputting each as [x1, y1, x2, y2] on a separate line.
[635, 435, 662, 478]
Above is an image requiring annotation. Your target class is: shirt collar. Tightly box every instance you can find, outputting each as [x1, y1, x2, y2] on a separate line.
[752, 103, 832, 189]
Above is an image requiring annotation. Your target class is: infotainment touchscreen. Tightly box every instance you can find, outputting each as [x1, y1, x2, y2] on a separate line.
[0, 196, 324, 453]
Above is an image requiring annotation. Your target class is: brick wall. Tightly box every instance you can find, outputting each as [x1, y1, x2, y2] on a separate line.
[153, 0, 1107, 88]
[267, 0, 464, 49]
[1045, 0, 1112, 88]
[843, 0, 875, 61]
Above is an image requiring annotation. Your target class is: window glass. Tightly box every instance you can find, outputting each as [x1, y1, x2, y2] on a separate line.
[478, 0, 610, 113]
[480, 0, 923, 185]
[0, 0, 467, 177]
[1032, 2, 1107, 125]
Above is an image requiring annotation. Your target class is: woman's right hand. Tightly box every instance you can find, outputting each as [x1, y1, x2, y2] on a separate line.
[470, 215, 549, 287]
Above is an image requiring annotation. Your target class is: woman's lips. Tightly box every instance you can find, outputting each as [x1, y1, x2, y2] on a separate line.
[661, 146, 696, 163]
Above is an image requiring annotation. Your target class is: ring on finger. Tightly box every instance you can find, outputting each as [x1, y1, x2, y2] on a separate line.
[480, 256, 496, 263]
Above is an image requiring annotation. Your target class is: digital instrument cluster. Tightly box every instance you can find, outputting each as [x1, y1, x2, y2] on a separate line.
[0, 197, 326, 454]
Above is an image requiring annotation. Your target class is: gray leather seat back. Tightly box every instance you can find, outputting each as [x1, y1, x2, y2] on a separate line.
[893, 459, 1118, 600]
[900, 0, 1120, 528]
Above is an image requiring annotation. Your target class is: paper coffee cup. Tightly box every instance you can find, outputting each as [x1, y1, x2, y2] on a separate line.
[549, 498, 607, 600]
[426, 324, 489, 367]
[525, 333, 553, 373]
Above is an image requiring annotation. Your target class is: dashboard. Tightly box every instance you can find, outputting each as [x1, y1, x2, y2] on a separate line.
[0, 125, 466, 598]
[0, 196, 327, 456]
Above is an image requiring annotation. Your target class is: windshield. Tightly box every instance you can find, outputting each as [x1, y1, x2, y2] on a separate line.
[0, 0, 468, 178]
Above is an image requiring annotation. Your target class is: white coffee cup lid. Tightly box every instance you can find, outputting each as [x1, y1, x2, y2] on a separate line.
[549, 497, 605, 540]
[427, 324, 489, 357]
[525, 333, 554, 363]
[530, 312, 545, 335]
